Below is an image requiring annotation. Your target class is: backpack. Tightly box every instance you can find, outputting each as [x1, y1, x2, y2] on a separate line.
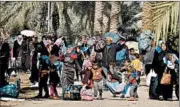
[39, 55, 50, 70]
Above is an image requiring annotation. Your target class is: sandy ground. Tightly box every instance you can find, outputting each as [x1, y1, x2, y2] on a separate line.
[0, 73, 179, 107]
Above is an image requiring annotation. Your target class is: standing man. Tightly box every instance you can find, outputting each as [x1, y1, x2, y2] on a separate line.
[94, 37, 123, 89]
[13, 35, 23, 72]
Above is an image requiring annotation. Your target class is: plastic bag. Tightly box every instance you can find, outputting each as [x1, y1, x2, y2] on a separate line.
[146, 69, 157, 86]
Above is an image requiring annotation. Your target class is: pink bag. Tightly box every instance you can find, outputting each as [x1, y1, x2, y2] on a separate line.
[81, 95, 94, 101]
[80, 86, 94, 101]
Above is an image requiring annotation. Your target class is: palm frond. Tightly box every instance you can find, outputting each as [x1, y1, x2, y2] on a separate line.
[151, 2, 179, 45]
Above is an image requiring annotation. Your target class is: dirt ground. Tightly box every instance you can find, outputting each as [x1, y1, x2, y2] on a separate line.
[0, 73, 179, 107]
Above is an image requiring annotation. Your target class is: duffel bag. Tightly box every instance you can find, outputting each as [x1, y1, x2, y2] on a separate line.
[95, 39, 106, 51]
[80, 86, 94, 101]
[106, 81, 125, 94]
[0, 79, 21, 98]
[62, 84, 82, 100]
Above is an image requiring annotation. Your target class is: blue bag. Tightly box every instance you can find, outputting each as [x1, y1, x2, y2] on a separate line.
[0, 79, 20, 98]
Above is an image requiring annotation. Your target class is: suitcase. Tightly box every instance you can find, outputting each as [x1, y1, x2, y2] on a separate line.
[149, 77, 159, 99]
[62, 84, 82, 100]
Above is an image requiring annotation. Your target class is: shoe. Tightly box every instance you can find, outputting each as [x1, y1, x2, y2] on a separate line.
[166, 98, 172, 101]
[98, 96, 103, 100]
[120, 95, 125, 98]
[43, 94, 49, 98]
[128, 97, 137, 101]
[53, 96, 60, 100]
[159, 96, 164, 101]
[31, 82, 38, 87]
[113, 94, 116, 97]
[34, 95, 42, 98]
[49, 96, 54, 99]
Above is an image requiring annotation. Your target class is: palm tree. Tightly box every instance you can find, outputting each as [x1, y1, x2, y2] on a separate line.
[102, 2, 111, 34]
[142, 1, 179, 45]
[109, 1, 121, 33]
[94, 1, 104, 35]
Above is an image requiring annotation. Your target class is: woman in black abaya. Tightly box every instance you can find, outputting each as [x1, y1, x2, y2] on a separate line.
[0, 42, 10, 87]
[153, 42, 175, 100]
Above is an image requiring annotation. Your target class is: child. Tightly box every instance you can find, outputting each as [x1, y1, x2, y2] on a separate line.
[127, 65, 138, 101]
[81, 56, 93, 87]
[131, 53, 142, 85]
[36, 55, 50, 98]
[119, 60, 131, 98]
[129, 48, 135, 61]
[49, 56, 60, 99]
[91, 62, 106, 100]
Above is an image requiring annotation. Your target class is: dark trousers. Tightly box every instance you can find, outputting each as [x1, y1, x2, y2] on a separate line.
[0, 63, 8, 87]
[145, 64, 153, 75]
[38, 73, 49, 96]
[30, 63, 39, 83]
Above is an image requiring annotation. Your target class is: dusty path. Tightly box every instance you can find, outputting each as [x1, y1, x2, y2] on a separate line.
[15, 86, 179, 107]
[1, 73, 179, 107]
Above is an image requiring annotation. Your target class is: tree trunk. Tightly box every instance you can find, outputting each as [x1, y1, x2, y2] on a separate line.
[109, 2, 120, 33]
[63, 2, 72, 42]
[90, 2, 95, 36]
[94, 1, 104, 36]
[102, 14, 109, 34]
[142, 2, 153, 32]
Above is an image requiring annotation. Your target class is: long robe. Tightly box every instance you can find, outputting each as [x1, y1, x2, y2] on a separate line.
[0, 42, 10, 87]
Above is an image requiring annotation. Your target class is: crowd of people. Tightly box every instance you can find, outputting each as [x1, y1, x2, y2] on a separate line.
[0, 32, 179, 101]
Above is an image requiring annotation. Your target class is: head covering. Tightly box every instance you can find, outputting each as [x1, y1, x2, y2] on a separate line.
[43, 40, 49, 47]
[54, 38, 62, 46]
[106, 37, 113, 41]
[83, 60, 92, 68]
[17, 35, 23, 45]
[158, 40, 165, 46]
[18, 35, 23, 39]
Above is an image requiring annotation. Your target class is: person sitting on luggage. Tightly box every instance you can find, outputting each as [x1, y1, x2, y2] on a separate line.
[120, 60, 130, 72]
[120, 60, 131, 83]
[91, 62, 106, 100]
[49, 63, 60, 100]
[131, 53, 143, 85]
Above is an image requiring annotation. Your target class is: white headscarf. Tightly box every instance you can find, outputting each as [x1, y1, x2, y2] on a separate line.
[17, 35, 23, 45]
[54, 38, 62, 47]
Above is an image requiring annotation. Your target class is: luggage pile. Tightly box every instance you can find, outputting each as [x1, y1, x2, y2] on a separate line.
[62, 84, 82, 100]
